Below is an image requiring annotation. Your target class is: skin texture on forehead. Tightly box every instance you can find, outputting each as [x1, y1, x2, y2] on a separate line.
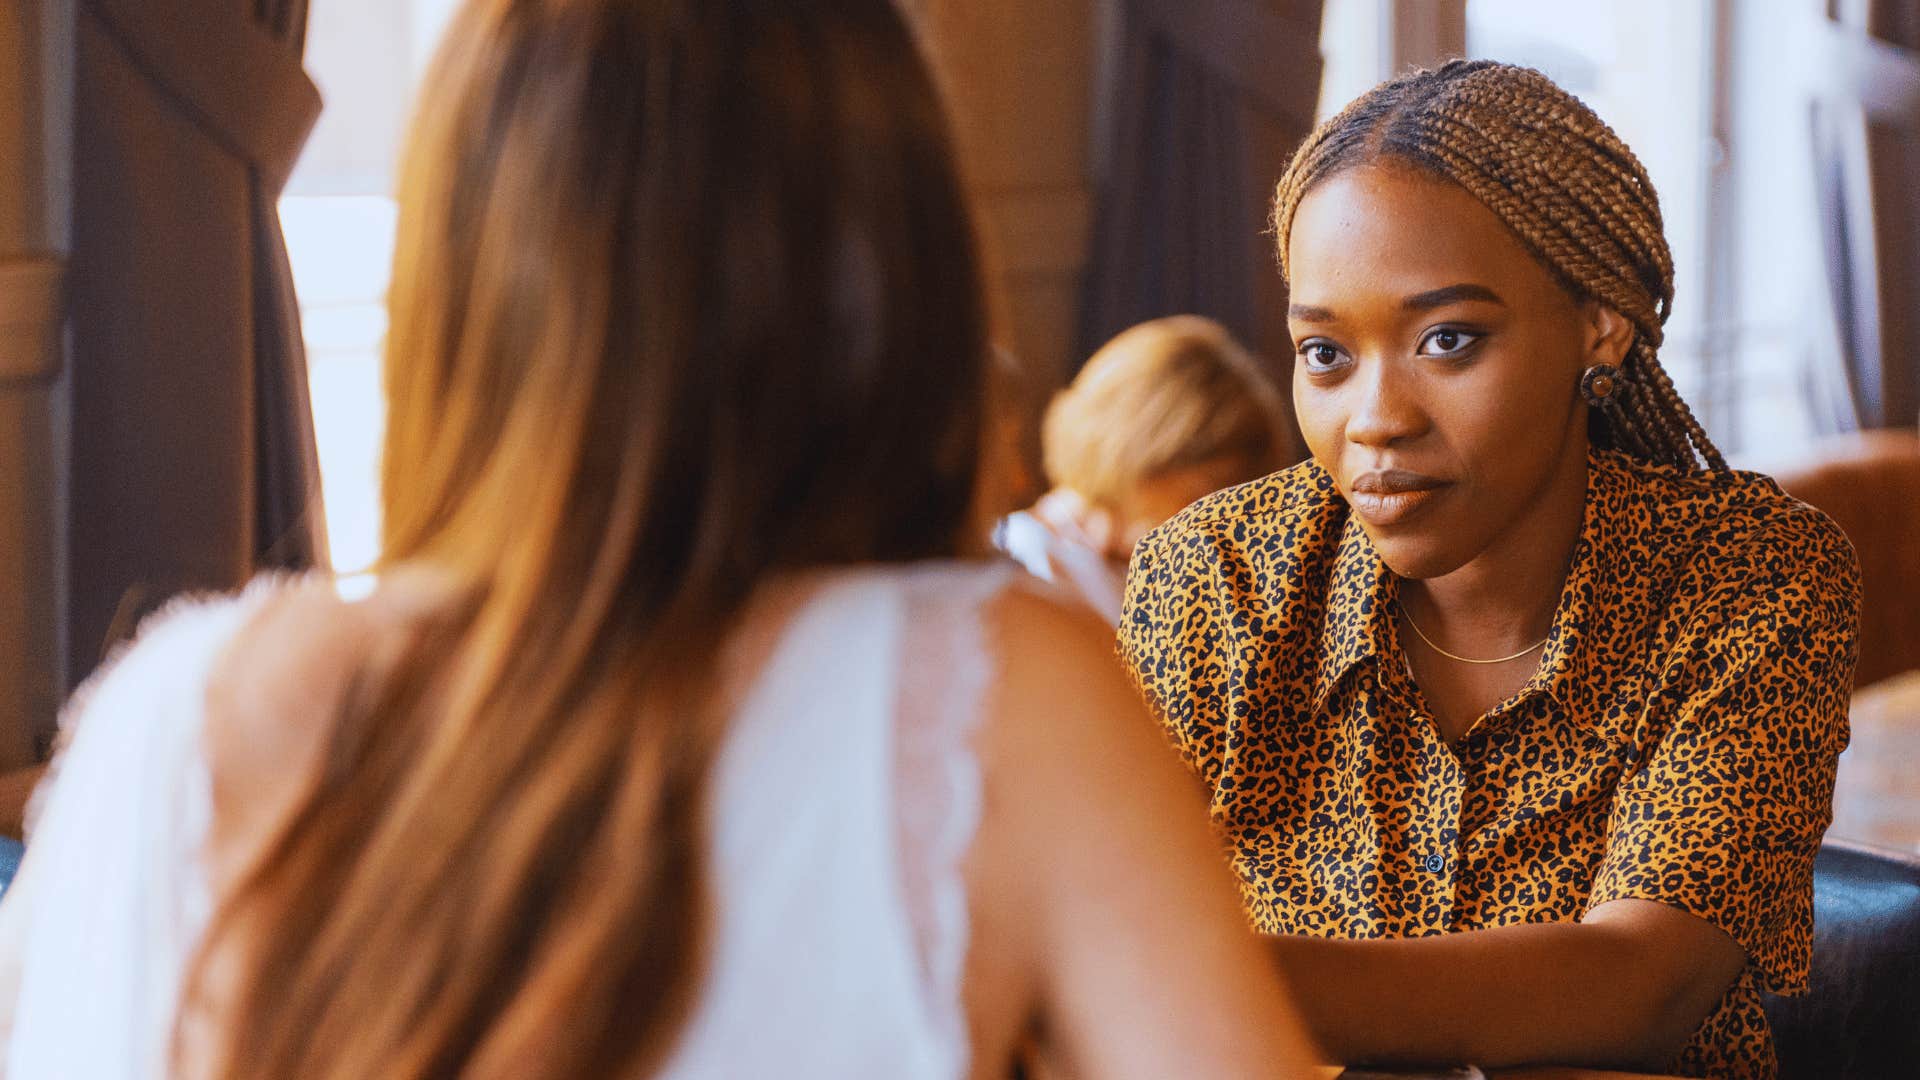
[1284, 159, 1629, 586]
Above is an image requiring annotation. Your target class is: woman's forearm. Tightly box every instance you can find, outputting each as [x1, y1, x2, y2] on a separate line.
[1269, 903, 1744, 1070]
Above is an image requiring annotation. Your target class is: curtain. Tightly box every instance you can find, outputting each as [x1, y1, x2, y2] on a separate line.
[1076, 0, 1323, 460]
[1812, 0, 1920, 431]
[63, 0, 326, 688]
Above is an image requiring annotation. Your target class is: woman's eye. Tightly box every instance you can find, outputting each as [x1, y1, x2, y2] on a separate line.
[1417, 327, 1481, 357]
[1296, 341, 1345, 372]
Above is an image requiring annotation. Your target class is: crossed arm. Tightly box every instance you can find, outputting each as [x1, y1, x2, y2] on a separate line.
[1268, 897, 1747, 1070]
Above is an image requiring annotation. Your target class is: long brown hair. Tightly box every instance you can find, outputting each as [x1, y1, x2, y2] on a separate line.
[1272, 60, 1726, 473]
[195, 1, 988, 1076]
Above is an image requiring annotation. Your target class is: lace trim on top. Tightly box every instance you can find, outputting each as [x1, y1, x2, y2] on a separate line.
[891, 562, 1018, 1077]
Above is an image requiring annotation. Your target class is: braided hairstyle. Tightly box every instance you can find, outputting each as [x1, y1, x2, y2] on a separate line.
[1272, 60, 1726, 473]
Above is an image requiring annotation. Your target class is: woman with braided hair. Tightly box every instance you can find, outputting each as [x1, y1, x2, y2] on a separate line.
[1123, 60, 1860, 1076]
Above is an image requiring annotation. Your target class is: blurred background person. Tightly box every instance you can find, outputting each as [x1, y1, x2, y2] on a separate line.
[998, 316, 1292, 621]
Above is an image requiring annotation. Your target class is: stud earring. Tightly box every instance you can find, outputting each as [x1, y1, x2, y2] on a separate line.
[1580, 364, 1620, 406]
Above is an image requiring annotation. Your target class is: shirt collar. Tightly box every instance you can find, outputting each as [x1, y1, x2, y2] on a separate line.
[1523, 448, 1641, 716]
[1308, 448, 1639, 715]
[1311, 514, 1399, 710]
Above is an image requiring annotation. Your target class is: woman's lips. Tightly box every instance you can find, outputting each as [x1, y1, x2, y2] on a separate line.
[1346, 470, 1450, 528]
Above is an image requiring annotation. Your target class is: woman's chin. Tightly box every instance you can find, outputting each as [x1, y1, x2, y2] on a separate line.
[1364, 528, 1474, 582]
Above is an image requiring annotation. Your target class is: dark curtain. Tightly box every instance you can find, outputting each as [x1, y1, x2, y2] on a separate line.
[63, 0, 325, 693]
[1812, 0, 1920, 432]
[1076, 0, 1323, 460]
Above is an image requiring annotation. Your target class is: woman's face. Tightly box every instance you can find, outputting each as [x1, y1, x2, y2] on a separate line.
[1285, 161, 1626, 580]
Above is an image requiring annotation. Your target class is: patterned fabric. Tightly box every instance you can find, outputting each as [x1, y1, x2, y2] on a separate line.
[1120, 448, 1861, 1079]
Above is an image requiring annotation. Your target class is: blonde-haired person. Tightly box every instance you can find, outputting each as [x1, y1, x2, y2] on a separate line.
[0, 2, 1320, 1079]
[1000, 316, 1293, 621]
[1122, 60, 1860, 1076]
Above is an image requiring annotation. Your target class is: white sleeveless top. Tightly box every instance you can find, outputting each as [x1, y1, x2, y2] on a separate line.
[4, 561, 1015, 1079]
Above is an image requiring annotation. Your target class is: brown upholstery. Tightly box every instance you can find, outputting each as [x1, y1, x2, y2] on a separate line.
[1831, 672, 1920, 852]
[1763, 839, 1920, 1080]
[1772, 430, 1920, 690]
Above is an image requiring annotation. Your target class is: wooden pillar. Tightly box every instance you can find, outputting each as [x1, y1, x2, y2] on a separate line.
[913, 0, 1099, 389]
[1388, 0, 1466, 73]
[0, 0, 73, 764]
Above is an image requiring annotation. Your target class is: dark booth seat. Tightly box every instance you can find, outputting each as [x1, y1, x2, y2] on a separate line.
[1764, 839, 1920, 1079]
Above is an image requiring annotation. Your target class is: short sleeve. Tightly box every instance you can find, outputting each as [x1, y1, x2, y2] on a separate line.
[1119, 525, 1227, 788]
[1587, 514, 1861, 994]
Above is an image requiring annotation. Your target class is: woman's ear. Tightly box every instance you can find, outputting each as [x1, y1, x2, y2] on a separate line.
[1585, 302, 1635, 367]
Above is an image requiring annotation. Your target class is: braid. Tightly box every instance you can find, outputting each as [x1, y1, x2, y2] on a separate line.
[1273, 60, 1724, 473]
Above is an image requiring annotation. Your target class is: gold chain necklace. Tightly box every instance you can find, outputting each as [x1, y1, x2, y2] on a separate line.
[1401, 607, 1548, 665]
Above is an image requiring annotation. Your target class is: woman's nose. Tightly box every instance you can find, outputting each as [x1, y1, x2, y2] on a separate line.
[1343, 358, 1429, 449]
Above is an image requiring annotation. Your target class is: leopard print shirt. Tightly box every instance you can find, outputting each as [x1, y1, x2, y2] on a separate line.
[1120, 448, 1861, 1078]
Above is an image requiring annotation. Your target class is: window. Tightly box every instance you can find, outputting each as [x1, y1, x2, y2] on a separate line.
[1317, 0, 1835, 462]
[1466, 0, 1721, 442]
[282, 0, 458, 572]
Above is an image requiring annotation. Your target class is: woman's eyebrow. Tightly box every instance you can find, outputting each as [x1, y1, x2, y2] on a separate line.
[1403, 283, 1504, 310]
[1289, 284, 1504, 323]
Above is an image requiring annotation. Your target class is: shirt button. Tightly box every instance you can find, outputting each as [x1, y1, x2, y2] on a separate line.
[1422, 852, 1445, 874]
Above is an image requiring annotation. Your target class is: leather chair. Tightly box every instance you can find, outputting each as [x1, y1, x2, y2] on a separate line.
[1764, 838, 1920, 1079]
[1771, 429, 1920, 692]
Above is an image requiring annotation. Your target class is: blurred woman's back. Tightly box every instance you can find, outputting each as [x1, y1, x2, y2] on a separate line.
[0, 2, 1319, 1077]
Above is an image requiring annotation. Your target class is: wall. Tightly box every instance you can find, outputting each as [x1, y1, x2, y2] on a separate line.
[913, 0, 1099, 388]
[0, 0, 72, 764]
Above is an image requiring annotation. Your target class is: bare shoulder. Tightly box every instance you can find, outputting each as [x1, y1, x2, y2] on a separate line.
[210, 585, 365, 771]
[972, 578, 1187, 786]
[971, 579, 1218, 886]
[962, 584, 1158, 1074]
[208, 571, 455, 753]
[983, 584, 1137, 720]
[201, 570, 456, 889]
[975, 583, 1185, 796]
[209, 581, 372, 718]
[965, 579, 1323, 1077]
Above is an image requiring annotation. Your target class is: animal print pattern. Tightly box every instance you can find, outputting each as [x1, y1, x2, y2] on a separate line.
[1119, 448, 1861, 1079]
